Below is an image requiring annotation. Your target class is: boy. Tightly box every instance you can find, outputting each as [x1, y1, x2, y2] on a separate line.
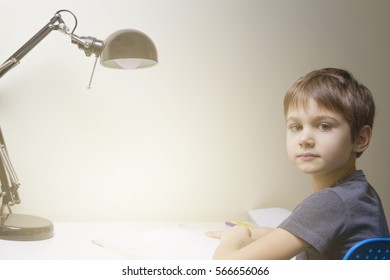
[209, 68, 389, 259]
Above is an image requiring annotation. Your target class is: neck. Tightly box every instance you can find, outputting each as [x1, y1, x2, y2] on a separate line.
[311, 157, 357, 191]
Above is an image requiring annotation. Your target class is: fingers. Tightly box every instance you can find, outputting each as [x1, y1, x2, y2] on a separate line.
[205, 231, 223, 239]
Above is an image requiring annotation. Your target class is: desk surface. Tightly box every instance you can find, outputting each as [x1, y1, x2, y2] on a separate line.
[0, 222, 225, 260]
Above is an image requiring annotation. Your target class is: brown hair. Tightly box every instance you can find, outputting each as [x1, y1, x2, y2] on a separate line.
[284, 68, 375, 157]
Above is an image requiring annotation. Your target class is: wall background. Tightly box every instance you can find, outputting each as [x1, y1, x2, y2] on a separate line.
[0, 0, 389, 224]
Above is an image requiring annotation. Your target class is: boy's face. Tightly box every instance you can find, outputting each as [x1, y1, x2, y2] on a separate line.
[285, 98, 355, 177]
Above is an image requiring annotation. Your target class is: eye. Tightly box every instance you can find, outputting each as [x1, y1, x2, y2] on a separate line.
[316, 123, 332, 131]
[288, 123, 302, 132]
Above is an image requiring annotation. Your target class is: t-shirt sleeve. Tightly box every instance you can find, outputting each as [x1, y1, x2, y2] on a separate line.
[278, 189, 346, 254]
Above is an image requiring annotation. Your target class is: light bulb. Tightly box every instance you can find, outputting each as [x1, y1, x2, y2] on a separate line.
[114, 58, 142, 69]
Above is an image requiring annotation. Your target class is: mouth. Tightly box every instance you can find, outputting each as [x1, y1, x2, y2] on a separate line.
[297, 153, 319, 160]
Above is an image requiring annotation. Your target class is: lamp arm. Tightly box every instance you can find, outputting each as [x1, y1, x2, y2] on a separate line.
[0, 128, 20, 216]
[0, 10, 106, 215]
[0, 9, 104, 80]
[0, 13, 61, 79]
[0, 12, 65, 216]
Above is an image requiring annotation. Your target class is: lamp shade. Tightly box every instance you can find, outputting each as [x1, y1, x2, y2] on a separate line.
[100, 29, 158, 69]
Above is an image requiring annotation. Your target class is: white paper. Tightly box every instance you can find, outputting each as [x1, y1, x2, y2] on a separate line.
[92, 227, 220, 260]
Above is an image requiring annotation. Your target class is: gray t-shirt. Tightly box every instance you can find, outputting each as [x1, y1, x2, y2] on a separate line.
[278, 170, 389, 259]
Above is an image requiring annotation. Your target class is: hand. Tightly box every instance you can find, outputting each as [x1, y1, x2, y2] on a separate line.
[205, 230, 223, 239]
[211, 225, 254, 259]
[205, 225, 253, 240]
[221, 224, 253, 246]
[205, 226, 254, 239]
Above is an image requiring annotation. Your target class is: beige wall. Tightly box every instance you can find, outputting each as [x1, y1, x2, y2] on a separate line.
[0, 0, 389, 224]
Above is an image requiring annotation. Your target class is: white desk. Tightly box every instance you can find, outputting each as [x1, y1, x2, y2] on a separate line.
[0, 222, 225, 260]
[0, 208, 292, 260]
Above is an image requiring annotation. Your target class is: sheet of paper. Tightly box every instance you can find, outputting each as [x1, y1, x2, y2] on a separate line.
[92, 227, 220, 260]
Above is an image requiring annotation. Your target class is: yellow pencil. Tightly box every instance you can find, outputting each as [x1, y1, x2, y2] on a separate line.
[225, 221, 254, 229]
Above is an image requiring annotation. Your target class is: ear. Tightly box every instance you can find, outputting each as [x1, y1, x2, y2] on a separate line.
[353, 125, 372, 154]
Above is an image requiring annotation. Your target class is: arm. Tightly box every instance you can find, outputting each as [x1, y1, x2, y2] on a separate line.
[212, 226, 309, 260]
[206, 225, 274, 239]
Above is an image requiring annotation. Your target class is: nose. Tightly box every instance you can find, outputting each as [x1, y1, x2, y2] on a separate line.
[299, 128, 315, 148]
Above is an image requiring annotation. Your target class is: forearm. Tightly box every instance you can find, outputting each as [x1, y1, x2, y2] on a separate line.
[250, 227, 274, 240]
[212, 227, 276, 259]
[213, 235, 250, 259]
[212, 226, 257, 259]
[213, 227, 309, 260]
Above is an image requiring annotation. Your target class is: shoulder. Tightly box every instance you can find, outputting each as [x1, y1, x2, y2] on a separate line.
[329, 170, 378, 204]
[296, 188, 345, 214]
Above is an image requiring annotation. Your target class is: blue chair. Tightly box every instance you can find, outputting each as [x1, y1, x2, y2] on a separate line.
[343, 238, 390, 260]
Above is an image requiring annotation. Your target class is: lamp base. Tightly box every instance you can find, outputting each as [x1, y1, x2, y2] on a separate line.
[0, 213, 54, 241]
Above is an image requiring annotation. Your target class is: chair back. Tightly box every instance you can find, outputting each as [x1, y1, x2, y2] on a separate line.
[343, 238, 390, 260]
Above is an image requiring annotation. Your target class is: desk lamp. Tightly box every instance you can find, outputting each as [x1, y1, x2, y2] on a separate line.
[0, 9, 158, 241]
